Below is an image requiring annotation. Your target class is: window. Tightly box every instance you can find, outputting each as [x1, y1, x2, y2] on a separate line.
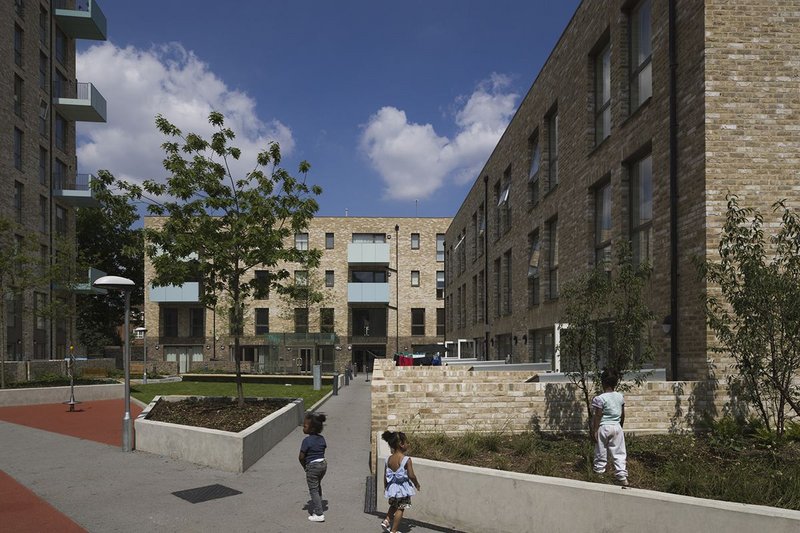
[294, 308, 309, 333]
[547, 110, 559, 190]
[499, 167, 512, 235]
[351, 271, 386, 283]
[436, 308, 445, 336]
[55, 28, 67, 65]
[39, 53, 48, 90]
[54, 158, 66, 189]
[55, 113, 67, 151]
[325, 232, 334, 249]
[528, 133, 541, 205]
[531, 328, 554, 365]
[39, 196, 47, 233]
[14, 25, 23, 67]
[254, 270, 270, 299]
[55, 205, 66, 236]
[163, 308, 178, 337]
[410, 270, 420, 287]
[35, 293, 47, 331]
[410, 233, 420, 249]
[436, 234, 445, 261]
[325, 270, 334, 287]
[320, 308, 334, 334]
[595, 41, 611, 144]
[595, 181, 612, 272]
[14, 128, 23, 170]
[630, 0, 653, 110]
[295, 270, 308, 286]
[190, 308, 204, 337]
[39, 6, 48, 46]
[56, 70, 67, 98]
[494, 257, 502, 317]
[14, 182, 24, 223]
[503, 250, 512, 315]
[40, 245, 47, 275]
[630, 154, 653, 266]
[477, 205, 485, 257]
[352, 233, 385, 243]
[436, 271, 445, 299]
[411, 308, 425, 336]
[39, 147, 47, 185]
[255, 308, 269, 334]
[295, 232, 308, 251]
[15, 0, 24, 17]
[39, 100, 49, 137]
[528, 230, 541, 307]
[14, 76, 23, 117]
[548, 218, 559, 299]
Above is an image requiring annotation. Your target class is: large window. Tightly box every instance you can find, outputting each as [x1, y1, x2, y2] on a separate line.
[55, 28, 67, 65]
[14, 128, 23, 170]
[411, 308, 425, 336]
[411, 270, 420, 287]
[320, 308, 334, 334]
[14, 75, 23, 117]
[528, 230, 541, 307]
[352, 233, 385, 243]
[163, 308, 178, 337]
[294, 308, 309, 333]
[34, 293, 47, 331]
[595, 181, 612, 272]
[55, 205, 67, 236]
[295, 232, 308, 251]
[436, 308, 445, 336]
[595, 41, 611, 144]
[39, 196, 47, 233]
[503, 249, 512, 315]
[325, 232, 334, 249]
[531, 328, 554, 365]
[39, 6, 48, 46]
[295, 270, 308, 286]
[351, 271, 386, 283]
[630, 154, 653, 266]
[630, 0, 653, 110]
[325, 270, 334, 287]
[547, 110, 559, 190]
[14, 25, 23, 67]
[14, 182, 24, 223]
[410, 233, 420, 250]
[436, 233, 445, 261]
[190, 308, 204, 337]
[548, 218, 559, 299]
[255, 308, 269, 334]
[39, 147, 47, 185]
[436, 271, 445, 299]
[254, 270, 270, 299]
[55, 113, 67, 151]
[528, 133, 541, 205]
[39, 52, 48, 90]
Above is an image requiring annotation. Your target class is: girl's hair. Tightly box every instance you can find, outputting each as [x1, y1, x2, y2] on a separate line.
[381, 430, 407, 451]
[600, 368, 620, 389]
[304, 411, 326, 433]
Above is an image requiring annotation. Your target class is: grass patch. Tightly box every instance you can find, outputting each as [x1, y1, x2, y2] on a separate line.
[411, 430, 800, 511]
[131, 381, 331, 407]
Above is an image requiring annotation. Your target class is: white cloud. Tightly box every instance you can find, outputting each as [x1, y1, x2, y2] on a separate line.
[360, 73, 518, 201]
[75, 42, 294, 188]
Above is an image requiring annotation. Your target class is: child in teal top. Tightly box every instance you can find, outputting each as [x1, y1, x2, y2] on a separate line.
[591, 369, 628, 486]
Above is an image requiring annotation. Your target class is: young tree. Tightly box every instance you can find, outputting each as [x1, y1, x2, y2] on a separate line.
[143, 112, 322, 406]
[699, 195, 800, 436]
[76, 171, 143, 354]
[277, 262, 330, 332]
[559, 242, 654, 427]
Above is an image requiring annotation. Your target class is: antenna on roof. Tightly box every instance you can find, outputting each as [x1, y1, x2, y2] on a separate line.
[415, 199, 418, 217]
[345, 208, 348, 217]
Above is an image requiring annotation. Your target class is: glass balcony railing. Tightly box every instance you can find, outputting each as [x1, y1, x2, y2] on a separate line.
[54, 0, 107, 41]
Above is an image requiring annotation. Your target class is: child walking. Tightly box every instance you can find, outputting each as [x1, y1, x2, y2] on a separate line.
[591, 369, 629, 486]
[381, 430, 421, 533]
[299, 412, 327, 522]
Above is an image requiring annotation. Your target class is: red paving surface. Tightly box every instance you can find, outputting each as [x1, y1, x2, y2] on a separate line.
[0, 399, 144, 532]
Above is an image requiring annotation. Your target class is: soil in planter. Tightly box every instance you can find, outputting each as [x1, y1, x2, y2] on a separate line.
[146, 397, 291, 432]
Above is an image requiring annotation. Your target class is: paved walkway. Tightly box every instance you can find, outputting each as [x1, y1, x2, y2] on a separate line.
[0, 377, 455, 533]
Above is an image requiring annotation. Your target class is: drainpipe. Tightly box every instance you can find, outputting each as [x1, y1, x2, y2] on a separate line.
[668, 0, 680, 380]
[483, 175, 490, 360]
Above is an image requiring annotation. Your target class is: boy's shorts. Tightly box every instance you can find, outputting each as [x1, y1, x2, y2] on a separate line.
[388, 496, 412, 509]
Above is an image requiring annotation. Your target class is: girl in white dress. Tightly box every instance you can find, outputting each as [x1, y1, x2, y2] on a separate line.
[381, 431, 421, 533]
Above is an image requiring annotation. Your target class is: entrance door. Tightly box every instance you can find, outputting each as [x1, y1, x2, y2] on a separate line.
[299, 348, 313, 373]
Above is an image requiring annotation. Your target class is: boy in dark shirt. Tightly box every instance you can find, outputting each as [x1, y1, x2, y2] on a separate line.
[299, 412, 327, 522]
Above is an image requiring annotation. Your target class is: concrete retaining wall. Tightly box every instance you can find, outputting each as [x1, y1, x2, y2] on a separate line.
[376, 436, 800, 533]
[0, 383, 124, 406]
[135, 396, 304, 472]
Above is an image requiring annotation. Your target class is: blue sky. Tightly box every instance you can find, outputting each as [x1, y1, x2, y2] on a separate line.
[76, 1, 581, 218]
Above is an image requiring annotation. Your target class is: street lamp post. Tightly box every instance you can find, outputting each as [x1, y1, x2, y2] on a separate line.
[93, 275, 136, 452]
[135, 327, 148, 385]
[395, 224, 399, 356]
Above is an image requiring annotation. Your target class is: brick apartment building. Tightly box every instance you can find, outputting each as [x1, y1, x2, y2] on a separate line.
[143, 217, 450, 374]
[2, 0, 107, 360]
[444, 0, 800, 380]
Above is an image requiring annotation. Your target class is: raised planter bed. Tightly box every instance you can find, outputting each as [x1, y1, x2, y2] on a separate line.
[0, 383, 123, 407]
[135, 396, 304, 472]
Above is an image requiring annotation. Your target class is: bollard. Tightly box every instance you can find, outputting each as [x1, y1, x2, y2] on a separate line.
[344, 369, 350, 386]
[333, 373, 339, 395]
[312, 364, 321, 391]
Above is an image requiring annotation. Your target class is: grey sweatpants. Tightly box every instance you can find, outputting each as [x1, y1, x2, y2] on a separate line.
[593, 423, 627, 480]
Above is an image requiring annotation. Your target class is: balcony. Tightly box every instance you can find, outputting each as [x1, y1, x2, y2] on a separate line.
[72, 267, 108, 295]
[348, 243, 390, 265]
[54, 0, 107, 41]
[54, 81, 107, 122]
[149, 282, 201, 303]
[348, 282, 389, 303]
[52, 172, 99, 207]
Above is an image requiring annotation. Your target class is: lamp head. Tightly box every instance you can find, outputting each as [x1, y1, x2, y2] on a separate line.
[93, 275, 135, 291]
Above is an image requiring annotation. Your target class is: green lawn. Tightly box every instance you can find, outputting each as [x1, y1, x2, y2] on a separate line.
[131, 381, 331, 407]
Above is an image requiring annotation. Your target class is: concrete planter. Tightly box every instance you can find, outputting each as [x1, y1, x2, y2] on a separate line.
[136, 396, 304, 472]
[376, 435, 800, 533]
[0, 383, 123, 407]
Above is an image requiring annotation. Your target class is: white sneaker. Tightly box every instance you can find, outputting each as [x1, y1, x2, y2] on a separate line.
[308, 514, 325, 522]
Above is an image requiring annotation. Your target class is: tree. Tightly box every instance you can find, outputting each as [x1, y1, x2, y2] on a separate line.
[277, 262, 330, 332]
[76, 171, 143, 354]
[143, 112, 322, 406]
[559, 242, 654, 427]
[699, 195, 800, 436]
